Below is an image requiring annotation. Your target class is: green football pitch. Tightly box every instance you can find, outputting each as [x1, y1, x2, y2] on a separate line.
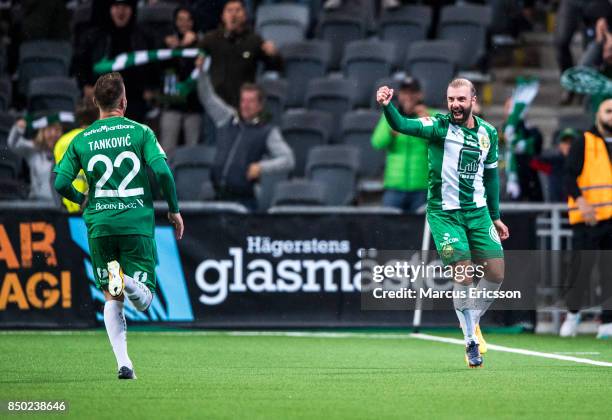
[1, 330, 611, 419]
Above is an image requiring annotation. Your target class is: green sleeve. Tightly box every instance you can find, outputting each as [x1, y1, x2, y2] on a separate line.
[143, 126, 167, 165]
[150, 158, 180, 214]
[54, 173, 85, 205]
[54, 141, 81, 180]
[371, 116, 394, 150]
[484, 168, 500, 221]
[382, 102, 437, 139]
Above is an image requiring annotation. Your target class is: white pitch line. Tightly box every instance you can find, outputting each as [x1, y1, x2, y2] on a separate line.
[1, 330, 611, 367]
[410, 333, 612, 367]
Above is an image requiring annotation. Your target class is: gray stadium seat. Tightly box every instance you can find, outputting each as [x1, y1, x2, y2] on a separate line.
[257, 168, 290, 211]
[342, 40, 395, 108]
[306, 145, 360, 205]
[271, 179, 327, 206]
[280, 40, 331, 108]
[0, 76, 11, 111]
[438, 4, 492, 71]
[316, 12, 367, 70]
[340, 110, 385, 178]
[0, 149, 19, 180]
[557, 114, 593, 132]
[405, 40, 460, 107]
[259, 78, 288, 127]
[27, 77, 79, 114]
[281, 109, 334, 177]
[170, 145, 216, 201]
[256, 4, 310, 48]
[379, 5, 432, 67]
[0, 112, 15, 146]
[305, 77, 356, 141]
[18, 40, 72, 96]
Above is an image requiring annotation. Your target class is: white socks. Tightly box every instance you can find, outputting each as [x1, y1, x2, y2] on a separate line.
[104, 300, 132, 369]
[472, 278, 502, 325]
[124, 274, 153, 312]
[453, 282, 477, 344]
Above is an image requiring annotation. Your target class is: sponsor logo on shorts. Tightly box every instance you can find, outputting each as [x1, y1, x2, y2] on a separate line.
[440, 232, 459, 247]
[489, 225, 501, 244]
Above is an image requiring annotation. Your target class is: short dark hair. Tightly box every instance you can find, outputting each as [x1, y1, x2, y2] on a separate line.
[94, 72, 125, 111]
[240, 83, 265, 104]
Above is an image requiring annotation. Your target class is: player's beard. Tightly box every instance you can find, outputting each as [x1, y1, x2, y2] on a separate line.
[450, 104, 472, 125]
[599, 120, 612, 134]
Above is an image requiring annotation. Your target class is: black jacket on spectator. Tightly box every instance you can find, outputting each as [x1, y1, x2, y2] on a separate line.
[200, 26, 282, 108]
[72, 7, 159, 121]
[212, 119, 273, 197]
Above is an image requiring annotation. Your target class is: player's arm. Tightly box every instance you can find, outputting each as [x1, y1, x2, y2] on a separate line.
[483, 130, 509, 240]
[376, 86, 436, 138]
[143, 127, 184, 239]
[53, 141, 86, 205]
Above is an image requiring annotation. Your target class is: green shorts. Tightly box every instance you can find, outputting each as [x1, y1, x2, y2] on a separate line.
[427, 206, 504, 266]
[88, 234, 158, 292]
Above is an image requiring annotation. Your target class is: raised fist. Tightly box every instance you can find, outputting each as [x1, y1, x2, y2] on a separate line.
[376, 86, 394, 106]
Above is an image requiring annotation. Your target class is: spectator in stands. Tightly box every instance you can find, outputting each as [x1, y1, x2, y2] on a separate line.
[579, 16, 612, 76]
[53, 104, 99, 213]
[562, 97, 612, 339]
[556, 0, 612, 105]
[72, 0, 158, 121]
[7, 119, 63, 201]
[531, 128, 578, 202]
[197, 61, 294, 211]
[159, 6, 203, 155]
[502, 97, 544, 202]
[371, 77, 430, 213]
[198, 0, 282, 109]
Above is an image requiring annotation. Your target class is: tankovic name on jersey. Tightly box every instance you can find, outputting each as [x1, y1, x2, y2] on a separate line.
[55, 116, 167, 239]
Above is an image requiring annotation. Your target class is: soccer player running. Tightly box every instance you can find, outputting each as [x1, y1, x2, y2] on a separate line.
[54, 72, 184, 379]
[377, 79, 510, 368]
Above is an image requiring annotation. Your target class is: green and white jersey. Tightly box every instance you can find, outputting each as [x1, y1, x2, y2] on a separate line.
[55, 116, 166, 238]
[383, 105, 499, 212]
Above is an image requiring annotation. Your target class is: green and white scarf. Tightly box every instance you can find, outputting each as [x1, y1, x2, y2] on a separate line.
[503, 77, 539, 185]
[93, 48, 203, 97]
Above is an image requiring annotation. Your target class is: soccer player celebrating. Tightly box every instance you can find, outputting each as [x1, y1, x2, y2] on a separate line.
[377, 79, 510, 368]
[54, 72, 184, 379]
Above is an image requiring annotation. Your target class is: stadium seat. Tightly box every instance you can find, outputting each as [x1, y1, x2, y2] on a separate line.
[170, 145, 216, 201]
[257, 168, 291, 211]
[316, 12, 367, 70]
[0, 149, 19, 180]
[438, 4, 492, 71]
[370, 76, 401, 109]
[271, 179, 328, 206]
[255, 4, 310, 48]
[0, 112, 15, 147]
[0, 76, 11, 111]
[305, 77, 356, 141]
[280, 40, 331, 108]
[306, 145, 360, 205]
[342, 40, 395, 108]
[27, 77, 79, 114]
[281, 109, 334, 177]
[259, 78, 288, 127]
[17, 40, 72, 96]
[405, 40, 460, 107]
[340, 110, 385, 178]
[137, 2, 175, 46]
[379, 5, 432, 68]
[557, 114, 593, 132]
